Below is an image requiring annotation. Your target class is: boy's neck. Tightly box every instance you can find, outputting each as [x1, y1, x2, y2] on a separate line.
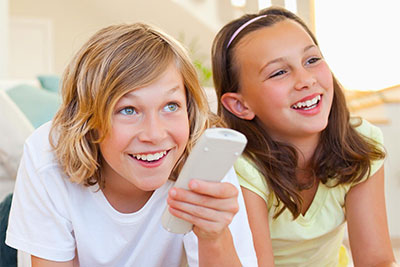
[100, 160, 156, 213]
[102, 184, 154, 213]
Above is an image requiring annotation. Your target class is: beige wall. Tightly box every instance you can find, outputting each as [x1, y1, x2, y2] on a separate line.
[379, 104, 400, 238]
[0, 0, 9, 78]
[8, 0, 315, 79]
[9, 0, 215, 76]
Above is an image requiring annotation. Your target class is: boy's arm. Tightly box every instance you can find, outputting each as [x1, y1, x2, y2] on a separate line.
[168, 179, 242, 266]
[31, 255, 76, 267]
[168, 167, 258, 266]
[197, 227, 240, 267]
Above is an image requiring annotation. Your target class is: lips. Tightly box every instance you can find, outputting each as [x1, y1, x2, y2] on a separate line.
[130, 150, 168, 162]
[291, 94, 321, 110]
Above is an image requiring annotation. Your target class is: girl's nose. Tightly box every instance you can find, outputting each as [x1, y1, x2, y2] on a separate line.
[294, 68, 317, 91]
[138, 113, 167, 144]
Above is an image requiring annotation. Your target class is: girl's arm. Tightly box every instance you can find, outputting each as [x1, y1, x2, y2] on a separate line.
[345, 166, 398, 266]
[241, 187, 275, 266]
[167, 179, 243, 267]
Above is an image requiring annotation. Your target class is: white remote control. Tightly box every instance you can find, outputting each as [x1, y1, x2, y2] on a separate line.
[161, 127, 247, 234]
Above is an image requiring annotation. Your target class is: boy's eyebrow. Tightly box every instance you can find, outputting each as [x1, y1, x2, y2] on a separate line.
[122, 85, 182, 99]
[304, 44, 317, 52]
[259, 44, 318, 74]
[166, 85, 181, 94]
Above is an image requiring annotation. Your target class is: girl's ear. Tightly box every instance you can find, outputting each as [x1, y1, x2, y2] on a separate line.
[221, 92, 255, 120]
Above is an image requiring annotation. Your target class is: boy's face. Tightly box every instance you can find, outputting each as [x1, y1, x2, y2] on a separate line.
[99, 63, 189, 194]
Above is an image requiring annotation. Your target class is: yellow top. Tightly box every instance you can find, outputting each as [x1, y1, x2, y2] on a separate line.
[235, 119, 384, 267]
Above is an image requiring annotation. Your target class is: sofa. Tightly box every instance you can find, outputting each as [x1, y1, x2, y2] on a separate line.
[0, 76, 61, 201]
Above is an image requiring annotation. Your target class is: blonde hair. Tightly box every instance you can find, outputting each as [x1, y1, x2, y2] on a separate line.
[50, 23, 220, 187]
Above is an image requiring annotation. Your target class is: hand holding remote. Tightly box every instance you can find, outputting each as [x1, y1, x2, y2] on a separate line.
[161, 128, 247, 234]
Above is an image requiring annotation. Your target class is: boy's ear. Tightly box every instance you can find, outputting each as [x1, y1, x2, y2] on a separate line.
[221, 92, 255, 120]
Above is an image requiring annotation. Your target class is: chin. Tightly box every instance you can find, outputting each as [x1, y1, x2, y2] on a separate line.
[312, 125, 329, 135]
[299, 123, 328, 138]
[142, 177, 170, 191]
[311, 115, 329, 130]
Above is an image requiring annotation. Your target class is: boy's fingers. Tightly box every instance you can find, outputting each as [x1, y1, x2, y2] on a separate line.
[188, 180, 238, 199]
[168, 189, 238, 213]
[167, 181, 240, 239]
[168, 202, 235, 230]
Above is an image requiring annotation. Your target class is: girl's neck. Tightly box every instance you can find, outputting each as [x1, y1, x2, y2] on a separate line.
[290, 133, 320, 169]
[291, 134, 320, 187]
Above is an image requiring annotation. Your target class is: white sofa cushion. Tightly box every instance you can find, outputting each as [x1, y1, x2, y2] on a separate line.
[0, 90, 34, 181]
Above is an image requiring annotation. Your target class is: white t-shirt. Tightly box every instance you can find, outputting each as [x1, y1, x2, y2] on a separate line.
[6, 122, 257, 267]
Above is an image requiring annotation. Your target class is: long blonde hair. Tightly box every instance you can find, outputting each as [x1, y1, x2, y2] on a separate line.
[50, 23, 220, 187]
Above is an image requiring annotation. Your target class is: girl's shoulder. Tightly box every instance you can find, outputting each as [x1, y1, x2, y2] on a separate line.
[326, 118, 385, 189]
[352, 117, 385, 178]
[234, 156, 270, 203]
[351, 117, 384, 145]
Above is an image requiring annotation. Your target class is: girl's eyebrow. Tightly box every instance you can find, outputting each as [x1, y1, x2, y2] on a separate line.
[259, 57, 285, 75]
[259, 44, 318, 74]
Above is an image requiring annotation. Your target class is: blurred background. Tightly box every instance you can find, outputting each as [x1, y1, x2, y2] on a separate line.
[0, 0, 399, 263]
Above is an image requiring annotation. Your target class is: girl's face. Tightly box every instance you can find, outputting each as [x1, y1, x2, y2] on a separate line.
[99, 63, 190, 193]
[228, 19, 333, 145]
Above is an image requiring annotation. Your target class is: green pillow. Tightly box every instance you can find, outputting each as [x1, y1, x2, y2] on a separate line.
[6, 84, 61, 129]
[37, 75, 60, 92]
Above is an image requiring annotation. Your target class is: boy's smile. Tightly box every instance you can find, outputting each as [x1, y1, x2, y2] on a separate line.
[130, 150, 167, 163]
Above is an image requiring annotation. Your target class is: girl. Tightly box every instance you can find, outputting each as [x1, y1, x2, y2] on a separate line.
[6, 23, 257, 266]
[212, 6, 397, 267]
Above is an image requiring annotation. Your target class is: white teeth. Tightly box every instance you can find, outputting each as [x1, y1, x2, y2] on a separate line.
[132, 151, 167, 162]
[292, 95, 321, 109]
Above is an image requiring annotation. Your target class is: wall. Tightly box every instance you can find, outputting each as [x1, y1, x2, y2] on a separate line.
[8, 17, 53, 79]
[0, 0, 9, 78]
[379, 103, 400, 238]
[347, 87, 400, 239]
[8, 0, 315, 80]
[9, 0, 215, 77]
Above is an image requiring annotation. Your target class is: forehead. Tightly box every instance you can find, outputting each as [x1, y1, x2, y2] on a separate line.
[121, 63, 185, 98]
[233, 19, 315, 64]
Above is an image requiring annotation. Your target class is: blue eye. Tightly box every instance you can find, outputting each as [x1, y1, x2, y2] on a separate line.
[164, 103, 178, 112]
[307, 57, 321, 65]
[120, 107, 136, 115]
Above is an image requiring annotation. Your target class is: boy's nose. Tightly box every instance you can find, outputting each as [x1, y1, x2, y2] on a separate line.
[138, 113, 167, 143]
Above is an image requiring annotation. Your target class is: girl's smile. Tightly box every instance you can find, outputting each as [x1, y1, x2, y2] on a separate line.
[290, 93, 322, 115]
[291, 93, 321, 110]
